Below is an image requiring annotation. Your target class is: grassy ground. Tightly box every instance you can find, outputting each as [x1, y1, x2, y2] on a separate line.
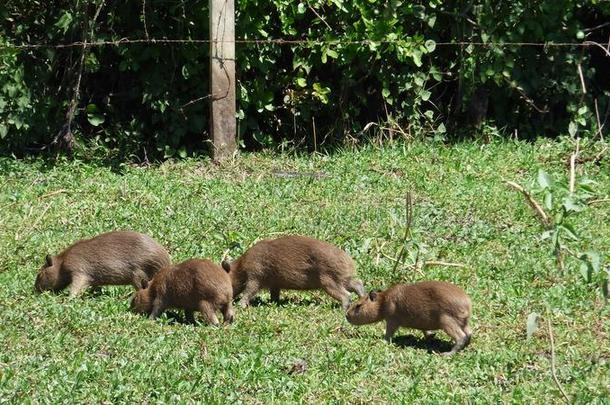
[0, 140, 609, 403]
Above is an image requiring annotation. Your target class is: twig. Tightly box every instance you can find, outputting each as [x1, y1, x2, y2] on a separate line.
[391, 192, 413, 274]
[38, 189, 69, 200]
[15, 204, 51, 241]
[583, 40, 610, 57]
[594, 99, 604, 141]
[142, 0, 150, 40]
[504, 180, 552, 229]
[588, 198, 610, 205]
[569, 138, 580, 194]
[306, 1, 332, 31]
[577, 64, 587, 94]
[312, 117, 317, 153]
[423, 261, 467, 269]
[546, 312, 570, 403]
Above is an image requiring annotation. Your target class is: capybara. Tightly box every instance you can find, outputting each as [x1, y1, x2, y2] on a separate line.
[35, 231, 170, 297]
[346, 281, 472, 355]
[130, 259, 234, 325]
[222, 235, 365, 309]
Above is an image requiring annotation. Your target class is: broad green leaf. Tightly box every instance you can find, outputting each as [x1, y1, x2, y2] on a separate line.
[87, 113, 105, 127]
[526, 312, 539, 340]
[568, 121, 577, 137]
[559, 224, 579, 241]
[424, 39, 436, 52]
[412, 50, 422, 67]
[326, 49, 339, 59]
[562, 197, 584, 213]
[544, 191, 553, 211]
[296, 77, 307, 87]
[0, 124, 7, 139]
[537, 169, 553, 189]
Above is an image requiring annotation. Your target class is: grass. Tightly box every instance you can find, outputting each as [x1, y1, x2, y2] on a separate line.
[0, 139, 609, 403]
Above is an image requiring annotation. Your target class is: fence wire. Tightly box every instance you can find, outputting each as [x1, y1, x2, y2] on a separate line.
[1, 38, 609, 51]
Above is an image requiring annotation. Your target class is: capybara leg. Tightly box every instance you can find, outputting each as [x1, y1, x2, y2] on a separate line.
[269, 287, 281, 304]
[461, 324, 472, 348]
[185, 310, 196, 324]
[132, 270, 150, 290]
[321, 280, 351, 310]
[441, 316, 468, 355]
[68, 275, 91, 297]
[424, 330, 437, 340]
[346, 279, 365, 297]
[199, 301, 220, 326]
[221, 303, 235, 325]
[239, 280, 261, 308]
[149, 298, 165, 320]
[384, 321, 399, 342]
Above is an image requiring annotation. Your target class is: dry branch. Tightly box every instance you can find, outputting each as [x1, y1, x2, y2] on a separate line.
[569, 138, 580, 194]
[423, 261, 467, 269]
[504, 181, 552, 229]
[546, 313, 570, 403]
[391, 192, 413, 274]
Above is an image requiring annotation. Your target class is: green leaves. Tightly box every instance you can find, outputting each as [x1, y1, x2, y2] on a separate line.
[579, 251, 600, 283]
[537, 169, 553, 190]
[86, 104, 105, 127]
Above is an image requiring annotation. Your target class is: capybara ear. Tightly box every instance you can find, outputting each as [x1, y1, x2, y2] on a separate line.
[221, 260, 232, 273]
[369, 291, 378, 301]
[45, 254, 53, 267]
[141, 279, 149, 289]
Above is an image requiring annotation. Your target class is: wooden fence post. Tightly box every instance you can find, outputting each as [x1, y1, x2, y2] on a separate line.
[210, 0, 236, 161]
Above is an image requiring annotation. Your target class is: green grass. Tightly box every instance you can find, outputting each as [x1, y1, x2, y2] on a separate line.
[1, 140, 609, 403]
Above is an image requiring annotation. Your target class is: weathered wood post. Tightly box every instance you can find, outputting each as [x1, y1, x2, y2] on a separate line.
[210, 0, 236, 161]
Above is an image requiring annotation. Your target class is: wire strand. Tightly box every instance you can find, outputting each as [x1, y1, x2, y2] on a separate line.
[1, 38, 609, 50]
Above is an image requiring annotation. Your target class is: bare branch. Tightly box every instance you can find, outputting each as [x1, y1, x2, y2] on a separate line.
[504, 180, 552, 229]
[546, 313, 571, 403]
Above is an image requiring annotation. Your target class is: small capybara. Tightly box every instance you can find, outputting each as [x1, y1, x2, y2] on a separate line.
[35, 231, 170, 297]
[222, 235, 365, 309]
[130, 259, 234, 325]
[346, 281, 472, 355]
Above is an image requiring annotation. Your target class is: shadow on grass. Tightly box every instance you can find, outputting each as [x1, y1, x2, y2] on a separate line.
[391, 334, 454, 354]
[246, 295, 341, 308]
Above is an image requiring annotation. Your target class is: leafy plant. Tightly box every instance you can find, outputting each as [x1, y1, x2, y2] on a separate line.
[508, 155, 607, 300]
[1, 0, 609, 157]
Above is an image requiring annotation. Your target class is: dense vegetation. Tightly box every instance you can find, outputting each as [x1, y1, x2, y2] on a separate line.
[0, 140, 608, 401]
[1, 1, 609, 158]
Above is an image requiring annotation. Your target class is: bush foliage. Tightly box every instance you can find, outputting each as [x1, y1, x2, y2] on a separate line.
[1, 0, 609, 156]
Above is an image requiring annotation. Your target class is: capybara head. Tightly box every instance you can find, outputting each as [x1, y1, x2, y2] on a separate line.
[346, 290, 384, 325]
[130, 289, 152, 315]
[35, 255, 69, 292]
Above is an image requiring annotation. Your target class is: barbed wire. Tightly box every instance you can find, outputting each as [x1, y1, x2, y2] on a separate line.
[1, 38, 609, 50]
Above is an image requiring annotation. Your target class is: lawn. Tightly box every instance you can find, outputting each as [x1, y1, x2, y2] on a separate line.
[0, 140, 609, 403]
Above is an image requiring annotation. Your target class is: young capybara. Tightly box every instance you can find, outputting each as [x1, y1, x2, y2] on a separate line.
[35, 231, 170, 297]
[130, 259, 234, 325]
[222, 235, 365, 309]
[346, 281, 472, 355]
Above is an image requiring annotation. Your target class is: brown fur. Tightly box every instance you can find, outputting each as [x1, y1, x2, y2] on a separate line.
[346, 281, 472, 355]
[130, 259, 234, 325]
[222, 235, 365, 309]
[35, 231, 170, 297]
